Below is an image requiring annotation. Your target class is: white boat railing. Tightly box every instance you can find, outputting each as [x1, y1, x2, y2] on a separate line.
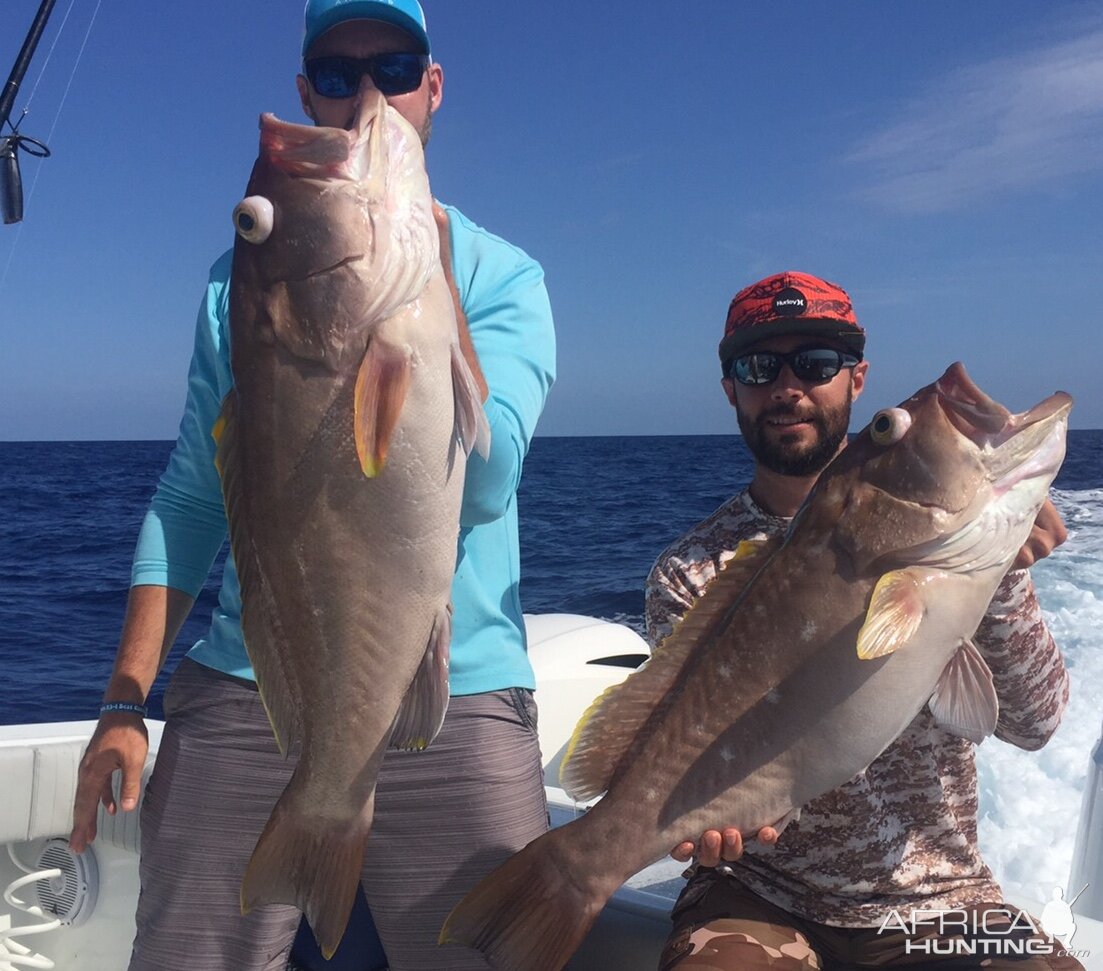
[1070, 716, 1103, 921]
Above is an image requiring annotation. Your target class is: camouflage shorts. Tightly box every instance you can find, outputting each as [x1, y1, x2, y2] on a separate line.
[661, 870, 821, 970]
[660, 869, 1086, 971]
[662, 916, 821, 970]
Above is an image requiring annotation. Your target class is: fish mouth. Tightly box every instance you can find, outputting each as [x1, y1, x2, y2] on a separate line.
[934, 362, 1072, 490]
[351, 88, 385, 136]
[257, 89, 388, 179]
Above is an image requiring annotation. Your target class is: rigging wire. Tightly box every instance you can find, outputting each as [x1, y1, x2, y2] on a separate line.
[0, 0, 103, 298]
[22, 0, 103, 204]
[6, 0, 80, 133]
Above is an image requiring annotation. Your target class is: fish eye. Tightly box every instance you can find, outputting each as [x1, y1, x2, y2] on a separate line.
[233, 196, 274, 244]
[870, 408, 912, 445]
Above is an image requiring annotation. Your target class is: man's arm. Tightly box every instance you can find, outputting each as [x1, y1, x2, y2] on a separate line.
[976, 498, 1070, 750]
[645, 557, 697, 650]
[976, 570, 1069, 750]
[438, 206, 556, 526]
[70, 585, 194, 852]
[71, 255, 235, 851]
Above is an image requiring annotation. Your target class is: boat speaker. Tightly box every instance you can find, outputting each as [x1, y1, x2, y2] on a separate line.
[33, 838, 99, 927]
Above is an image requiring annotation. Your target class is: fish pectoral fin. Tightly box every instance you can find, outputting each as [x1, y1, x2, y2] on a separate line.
[354, 339, 413, 477]
[389, 604, 452, 751]
[928, 638, 999, 744]
[856, 568, 930, 659]
[451, 343, 491, 460]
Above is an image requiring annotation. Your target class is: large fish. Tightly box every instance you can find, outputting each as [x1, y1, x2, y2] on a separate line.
[442, 363, 1070, 971]
[216, 90, 488, 956]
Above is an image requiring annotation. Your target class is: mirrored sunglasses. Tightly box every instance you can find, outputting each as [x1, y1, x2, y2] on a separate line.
[304, 53, 429, 99]
[729, 348, 861, 386]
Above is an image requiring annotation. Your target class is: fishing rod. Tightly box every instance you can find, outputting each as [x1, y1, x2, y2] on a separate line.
[1, 0, 59, 224]
[1067, 884, 1089, 909]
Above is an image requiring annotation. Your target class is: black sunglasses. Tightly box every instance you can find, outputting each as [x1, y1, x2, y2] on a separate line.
[729, 347, 861, 386]
[304, 53, 429, 99]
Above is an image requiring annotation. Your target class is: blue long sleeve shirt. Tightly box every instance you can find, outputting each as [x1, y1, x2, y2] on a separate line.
[131, 205, 556, 695]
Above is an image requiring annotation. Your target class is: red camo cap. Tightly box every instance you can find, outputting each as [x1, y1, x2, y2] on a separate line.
[719, 271, 865, 369]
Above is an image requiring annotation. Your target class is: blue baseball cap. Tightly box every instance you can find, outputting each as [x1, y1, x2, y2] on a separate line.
[302, 0, 430, 59]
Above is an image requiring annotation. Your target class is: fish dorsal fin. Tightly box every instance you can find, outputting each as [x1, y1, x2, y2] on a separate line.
[928, 638, 999, 744]
[856, 567, 931, 659]
[213, 392, 303, 754]
[451, 343, 490, 460]
[389, 604, 452, 751]
[354, 338, 413, 477]
[559, 537, 779, 801]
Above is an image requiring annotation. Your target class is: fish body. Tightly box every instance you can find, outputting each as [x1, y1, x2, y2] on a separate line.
[442, 363, 1070, 971]
[217, 92, 487, 956]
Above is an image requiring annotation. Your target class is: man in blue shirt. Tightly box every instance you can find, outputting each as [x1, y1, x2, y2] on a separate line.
[70, 3, 556, 968]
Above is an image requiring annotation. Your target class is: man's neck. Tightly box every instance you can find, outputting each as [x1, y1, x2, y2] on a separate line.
[747, 466, 819, 518]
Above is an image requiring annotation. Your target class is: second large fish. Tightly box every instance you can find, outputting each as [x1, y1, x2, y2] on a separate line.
[443, 363, 1070, 970]
[216, 90, 488, 956]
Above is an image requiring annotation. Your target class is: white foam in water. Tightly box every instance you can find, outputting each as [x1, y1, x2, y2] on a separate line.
[977, 488, 1103, 902]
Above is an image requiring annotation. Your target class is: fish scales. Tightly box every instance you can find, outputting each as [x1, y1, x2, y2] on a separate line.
[442, 363, 1071, 971]
[216, 90, 487, 957]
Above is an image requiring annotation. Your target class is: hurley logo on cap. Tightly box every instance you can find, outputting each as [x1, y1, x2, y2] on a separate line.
[772, 288, 807, 316]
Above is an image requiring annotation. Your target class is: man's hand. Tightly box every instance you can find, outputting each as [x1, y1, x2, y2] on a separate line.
[1012, 499, 1068, 569]
[70, 714, 149, 854]
[670, 826, 779, 866]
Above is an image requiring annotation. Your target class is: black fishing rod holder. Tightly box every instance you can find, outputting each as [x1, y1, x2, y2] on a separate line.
[0, 131, 50, 225]
[1, 0, 60, 223]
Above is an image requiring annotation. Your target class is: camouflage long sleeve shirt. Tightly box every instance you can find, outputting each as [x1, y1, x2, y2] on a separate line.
[644, 489, 1070, 927]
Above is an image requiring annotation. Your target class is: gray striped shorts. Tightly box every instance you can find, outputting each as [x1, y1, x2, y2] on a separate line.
[130, 658, 548, 971]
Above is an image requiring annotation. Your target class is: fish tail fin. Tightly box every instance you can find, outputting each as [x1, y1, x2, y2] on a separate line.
[441, 826, 614, 971]
[241, 780, 371, 960]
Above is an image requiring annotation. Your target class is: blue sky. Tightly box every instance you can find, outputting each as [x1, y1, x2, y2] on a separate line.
[2, 0, 1101, 439]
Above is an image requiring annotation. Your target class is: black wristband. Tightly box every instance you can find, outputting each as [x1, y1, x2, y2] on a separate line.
[100, 701, 148, 717]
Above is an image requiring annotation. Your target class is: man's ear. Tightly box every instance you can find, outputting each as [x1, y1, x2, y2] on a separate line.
[428, 61, 444, 114]
[721, 376, 738, 408]
[851, 359, 869, 401]
[296, 74, 316, 123]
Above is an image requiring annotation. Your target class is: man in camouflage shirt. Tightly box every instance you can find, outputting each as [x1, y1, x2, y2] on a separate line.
[647, 271, 1080, 970]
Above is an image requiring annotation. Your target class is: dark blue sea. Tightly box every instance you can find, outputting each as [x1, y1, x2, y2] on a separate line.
[1, 433, 1101, 726]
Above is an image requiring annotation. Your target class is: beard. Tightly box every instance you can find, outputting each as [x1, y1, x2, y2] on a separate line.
[419, 99, 433, 146]
[738, 391, 853, 477]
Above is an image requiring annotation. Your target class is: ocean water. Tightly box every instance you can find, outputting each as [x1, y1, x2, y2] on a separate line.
[1, 432, 1101, 903]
